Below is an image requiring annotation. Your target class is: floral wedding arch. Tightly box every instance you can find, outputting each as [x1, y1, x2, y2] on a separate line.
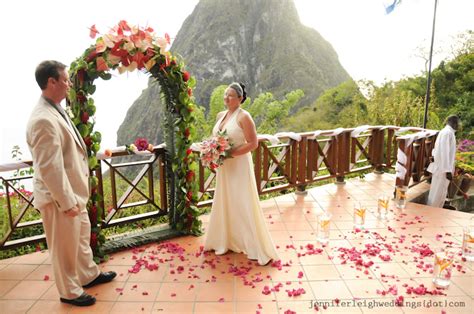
[67, 21, 200, 258]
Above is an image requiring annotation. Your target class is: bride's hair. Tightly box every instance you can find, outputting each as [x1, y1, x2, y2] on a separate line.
[228, 82, 247, 104]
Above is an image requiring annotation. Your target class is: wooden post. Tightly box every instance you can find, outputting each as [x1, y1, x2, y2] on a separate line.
[255, 142, 262, 194]
[159, 151, 167, 211]
[336, 131, 350, 184]
[370, 128, 384, 173]
[296, 137, 307, 194]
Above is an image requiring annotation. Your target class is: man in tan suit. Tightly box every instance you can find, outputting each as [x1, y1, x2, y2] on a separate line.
[26, 60, 116, 307]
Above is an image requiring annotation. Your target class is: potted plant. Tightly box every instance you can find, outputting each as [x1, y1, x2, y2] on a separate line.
[454, 139, 474, 197]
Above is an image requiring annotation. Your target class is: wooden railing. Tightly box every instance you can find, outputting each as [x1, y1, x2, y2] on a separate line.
[0, 147, 168, 250]
[0, 125, 438, 250]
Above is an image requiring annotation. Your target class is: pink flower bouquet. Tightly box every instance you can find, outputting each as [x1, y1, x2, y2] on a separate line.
[200, 131, 232, 170]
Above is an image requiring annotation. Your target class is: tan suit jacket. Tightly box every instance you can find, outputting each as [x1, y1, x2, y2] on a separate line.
[26, 97, 90, 211]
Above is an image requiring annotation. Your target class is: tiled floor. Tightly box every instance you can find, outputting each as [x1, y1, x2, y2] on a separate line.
[1, 173, 473, 313]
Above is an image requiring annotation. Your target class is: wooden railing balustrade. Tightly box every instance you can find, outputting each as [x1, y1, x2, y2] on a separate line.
[0, 125, 438, 251]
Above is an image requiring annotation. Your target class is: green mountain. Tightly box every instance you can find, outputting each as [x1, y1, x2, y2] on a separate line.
[117, 0, 351, 146]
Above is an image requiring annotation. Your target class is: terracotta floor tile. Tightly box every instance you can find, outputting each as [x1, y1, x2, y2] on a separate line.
[0, 256, 19, 265]
[26, 300, 71, 313]
[152, 301, 194, 312]
[116, 282, 161, 302]
[309, 280, 353, 299]
[3, 280, 54, 300]
[194, 301, 234, 313]
[102, 250, 143, 266]
[358, 300, 404, 313]
[303, 265, 341, 281]
[13, 251, 49, 265]
[334, 264, 374, 280]
[273, 281, 315, 301]
[0, 264, 37, 280]
[69, 301, 114, 313]
[235, 301, 278, 313]
[451, 276, 474, 296]
[414, 277, 468, 297]
[86, 281, 125, 302]
[24, 264, 54, 281]
[109, 301, 153, 313]
[267, 221, 287, 231]
[298, 251, 335, 266]
[370, 262, 411, 279]
[269, 265, 305, 282]
[287, 230, 316, 241]
[399, 262, 433, 278]
[127, 265, 167, 283]
[0, 280, 19, 297]
[345, 279, 386, 298]
[39, 284, 59, 300]
[155, 282, 197, 302]
[0, 300, 34, 313]
[234, 281, 276, 302]
[195, 281, 234, 302]
[284, 221, 313, 231]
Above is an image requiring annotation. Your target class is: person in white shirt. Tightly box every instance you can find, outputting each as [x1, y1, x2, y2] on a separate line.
[426, 115, 460, 208]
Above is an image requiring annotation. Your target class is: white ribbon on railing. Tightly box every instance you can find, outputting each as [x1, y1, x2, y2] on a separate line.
[274, 132, 302, 142]
[395, 130, 438, 180]
[0, 161, 31, 173]
[350, 125, 370, 138]
[326, 127, 345, 137]
[257, 134, 280, 145]
[308, 127, 345, 140]
[96, 144, 164, 160]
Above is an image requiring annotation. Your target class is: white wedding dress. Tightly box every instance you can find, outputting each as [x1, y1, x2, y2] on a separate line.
[204, 108, 279, 265]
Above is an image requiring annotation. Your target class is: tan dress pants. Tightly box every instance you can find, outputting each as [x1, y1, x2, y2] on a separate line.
[40, 203, 100, 299]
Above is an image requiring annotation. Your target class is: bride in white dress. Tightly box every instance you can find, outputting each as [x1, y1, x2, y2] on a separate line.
[204, 82, 279, 265]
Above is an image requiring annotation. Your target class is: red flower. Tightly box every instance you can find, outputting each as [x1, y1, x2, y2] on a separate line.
[77, 69, 85, 84]
[132, 50, 145, 69]
[186, 191, 193, 201]
[83, 136, 92, 147]
[89, 24, 99, 39]
[90, 232, 98, 248]
[134, 138, 149, 151]
[118, 20, 131, 32]
[86, 50, 99, 62]
[77, 92, 87, 104]
[182, 71, 190, 82]
[186, 148, 192, 156]
[187, 87, 193, 97]
[186, 170, 195, 182]
[89, 205, 97, 224]
[81, 111, 89, 123]
[170, 60, 177, 66]
[184, 128, 190, 138]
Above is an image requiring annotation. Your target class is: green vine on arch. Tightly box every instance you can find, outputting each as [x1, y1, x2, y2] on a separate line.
[67, 21, 200, 260]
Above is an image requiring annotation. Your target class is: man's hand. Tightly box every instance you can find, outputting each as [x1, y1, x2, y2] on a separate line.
[64, 205, 80, 217]
[446, 172, 453, 181]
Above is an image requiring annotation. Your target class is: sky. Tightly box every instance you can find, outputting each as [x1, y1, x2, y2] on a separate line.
[0, 0, 472, 165]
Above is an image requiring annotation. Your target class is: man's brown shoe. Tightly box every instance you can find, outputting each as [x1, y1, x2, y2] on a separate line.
[60, 292, 96, 306]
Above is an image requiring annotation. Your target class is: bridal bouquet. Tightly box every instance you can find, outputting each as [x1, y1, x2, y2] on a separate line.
[200, 131, 232, 170]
